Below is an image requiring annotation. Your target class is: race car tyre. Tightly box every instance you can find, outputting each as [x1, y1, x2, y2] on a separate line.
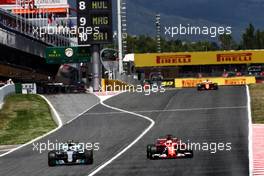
[197, 85, 202, 91]
[214, 85, 218, 90]
[48, 151, 57, 167]
[84, 149, 93, 164]
[147, 144, 154, 159]
[185, 150, 194, 158]
[150, 145, 158, 160]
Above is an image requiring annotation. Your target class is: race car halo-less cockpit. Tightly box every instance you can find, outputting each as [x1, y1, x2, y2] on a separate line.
[147, 135, 193, 160]
[48, 140, 93, 166]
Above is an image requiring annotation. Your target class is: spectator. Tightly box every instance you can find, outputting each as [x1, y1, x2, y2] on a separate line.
[198, 73, 203, 78]
[235, 69, 242, 76]
[222, 70, 228, 78]
[6, 78, 14, 84]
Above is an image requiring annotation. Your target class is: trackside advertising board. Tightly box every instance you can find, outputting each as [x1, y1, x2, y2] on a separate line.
[134, 50, 264, 67]
[174, 76, 256, 88]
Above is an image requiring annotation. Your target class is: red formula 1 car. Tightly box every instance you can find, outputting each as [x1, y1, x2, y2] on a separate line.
[197, 80, 218, 91]
[146, 135, 193, 160]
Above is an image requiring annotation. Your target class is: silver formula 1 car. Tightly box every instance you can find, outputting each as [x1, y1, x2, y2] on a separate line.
[48, 140, 93, 166]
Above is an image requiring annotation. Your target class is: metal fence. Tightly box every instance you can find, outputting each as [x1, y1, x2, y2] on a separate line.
[0, 8, 75, 46]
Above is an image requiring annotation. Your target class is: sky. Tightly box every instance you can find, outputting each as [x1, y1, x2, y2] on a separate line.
[69, 0, 264, 41]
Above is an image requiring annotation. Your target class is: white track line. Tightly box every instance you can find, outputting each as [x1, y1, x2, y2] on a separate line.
[85, 106, 247, 115]
[0, 94, 99, 158]
[66, 102, 100, 125]
[88, 95, 155, 176]
[246, 85, 253, 176]
[40, 95, 63, 127]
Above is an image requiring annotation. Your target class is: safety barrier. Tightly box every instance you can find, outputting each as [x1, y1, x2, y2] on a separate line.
[174, 76, 256, 88]
[0, 84, 15, 108]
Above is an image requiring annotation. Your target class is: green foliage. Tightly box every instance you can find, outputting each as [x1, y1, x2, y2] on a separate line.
[250, 84, 264, 124]
[218, 34, 237, 50]
[127, 35, 220, 53]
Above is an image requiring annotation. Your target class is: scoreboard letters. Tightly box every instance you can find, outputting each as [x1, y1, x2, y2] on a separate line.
[77, 0, 113, 45]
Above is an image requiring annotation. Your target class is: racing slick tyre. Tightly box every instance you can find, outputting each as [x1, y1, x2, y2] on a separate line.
[84, 149, 93, 164]
[197, 85, 202, 91]
[147, 144, 155, 159]
[150, 145, 158, 160]
[185, 150, 194, 158]
[48, 151, 57, 167]
[213, 84, 218, 90]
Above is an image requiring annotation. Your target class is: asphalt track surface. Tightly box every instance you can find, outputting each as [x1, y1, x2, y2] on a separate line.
[0, 86, 249, 176]
[45, 93, 100, 124]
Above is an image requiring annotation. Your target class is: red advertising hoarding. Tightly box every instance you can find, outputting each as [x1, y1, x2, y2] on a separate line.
[0, 0, 16, 4]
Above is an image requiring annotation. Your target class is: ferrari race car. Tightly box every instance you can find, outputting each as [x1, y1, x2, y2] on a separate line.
[147, 135, 193, 159]
[197, 80, 218, 91]
[48, 140, 93, 166]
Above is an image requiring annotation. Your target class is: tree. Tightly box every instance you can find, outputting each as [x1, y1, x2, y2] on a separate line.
[218, 34, 237, 50]
[242, 23, 256, 49]
[255, 30, 264, 49]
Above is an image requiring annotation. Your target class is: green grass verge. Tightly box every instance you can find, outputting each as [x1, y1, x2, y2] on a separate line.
[249, 84, 264, 124]
[0, 94, 57, 145]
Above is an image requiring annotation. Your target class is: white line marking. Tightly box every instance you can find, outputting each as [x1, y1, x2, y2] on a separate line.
[66, 102, 100, 125]
[88, 94, 155, 176]
[85, 106, 247, 115]
[40, 95, 63, 127]
[246, 85, 253, 176]
[0, 94, 99, 158]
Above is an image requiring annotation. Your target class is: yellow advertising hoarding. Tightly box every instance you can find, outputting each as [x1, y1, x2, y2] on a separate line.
[134, 50, 264, 67]
[174, 76, 256, 88]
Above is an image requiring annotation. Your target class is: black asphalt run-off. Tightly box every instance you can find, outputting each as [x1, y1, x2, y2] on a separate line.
[0, 86, 249, 176]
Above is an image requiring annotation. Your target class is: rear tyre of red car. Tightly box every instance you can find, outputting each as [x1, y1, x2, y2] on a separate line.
[147, 144, 153, 159]
[186, 150, 194, 158]
[147, 144, 157, 159]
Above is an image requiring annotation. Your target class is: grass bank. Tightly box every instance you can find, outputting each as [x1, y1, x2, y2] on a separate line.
[249, 84, 264, 124]
[0, 94, 56, 145]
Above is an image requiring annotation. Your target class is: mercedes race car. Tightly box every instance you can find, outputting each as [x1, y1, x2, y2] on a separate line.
[147, 135, 193, 160]
[48, 140, 93, 166]
[197, 80, 218, 91]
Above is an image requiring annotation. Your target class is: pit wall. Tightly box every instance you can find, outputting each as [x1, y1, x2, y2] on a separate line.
[174, 76, 256, 88]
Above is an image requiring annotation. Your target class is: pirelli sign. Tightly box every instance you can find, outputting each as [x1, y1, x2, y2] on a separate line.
[156, 55, 191, 65]
[134, 50, 264, 67]
[216, 53, 252, 63]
